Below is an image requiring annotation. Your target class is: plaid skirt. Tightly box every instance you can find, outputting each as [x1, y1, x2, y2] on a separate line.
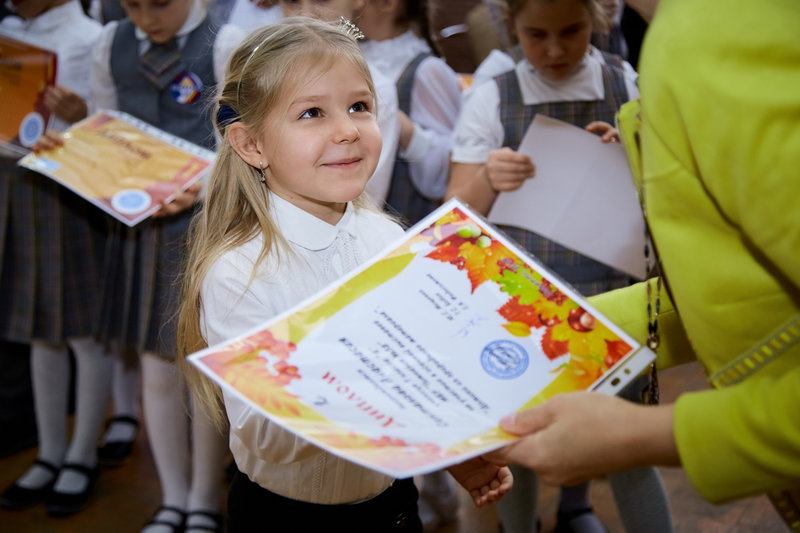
[96, 208, 193, 360]
[0, 159, 107, 344]
[499, 225, 633, 297]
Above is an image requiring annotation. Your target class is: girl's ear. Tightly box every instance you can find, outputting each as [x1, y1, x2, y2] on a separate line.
[227, 122, 264, 169]
[352, 0, 367, 13]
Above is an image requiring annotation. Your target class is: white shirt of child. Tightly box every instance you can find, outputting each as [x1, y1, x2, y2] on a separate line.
[0, 0, 101, 136]
[200, 193, 405, 504]
[363, 63, 401, 205]
[360, 30, 462, 200]
[89, 0, 245, 118]
[452, 46, 639, 164]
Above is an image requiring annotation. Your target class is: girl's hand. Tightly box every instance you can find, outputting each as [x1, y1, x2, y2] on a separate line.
[151, 182, 202, 218]
[32, 129, 65, 153]
[447, 456, 513, 507]
[585, 121, 620, 143]
[485, 147, 535, 192]
[44, 86, 88, 124]
[485, 392, 678, 487]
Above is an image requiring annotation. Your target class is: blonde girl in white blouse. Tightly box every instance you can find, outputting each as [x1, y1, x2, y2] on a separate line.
[178, 17, 512, 533]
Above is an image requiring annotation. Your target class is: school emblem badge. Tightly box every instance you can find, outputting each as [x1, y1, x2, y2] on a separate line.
[170, 71, 203, 104]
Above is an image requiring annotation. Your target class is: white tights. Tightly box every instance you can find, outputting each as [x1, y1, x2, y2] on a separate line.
[18, 337, 113, 493]
[140, 353, 228, 532]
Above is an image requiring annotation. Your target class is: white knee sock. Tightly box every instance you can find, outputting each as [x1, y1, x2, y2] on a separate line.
[142, 353, 190, 509]
[17, 341, 70, 489]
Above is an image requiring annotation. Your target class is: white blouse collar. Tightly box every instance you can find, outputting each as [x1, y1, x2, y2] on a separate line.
[269, 192, 356, 252]
[360, 30, 431, 83]
[517, 46, 605, 105]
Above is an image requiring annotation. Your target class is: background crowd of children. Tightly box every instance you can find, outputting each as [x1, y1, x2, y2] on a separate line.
[0, 0, 797, 532]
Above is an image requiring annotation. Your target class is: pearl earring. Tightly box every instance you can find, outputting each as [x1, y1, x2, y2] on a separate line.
[258, 161, 266, 183]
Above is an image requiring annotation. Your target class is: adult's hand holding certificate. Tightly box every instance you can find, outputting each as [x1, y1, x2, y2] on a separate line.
[488, 114, 646, 280]
[189, 200, 654, 478]
[17, 110, 215, 226]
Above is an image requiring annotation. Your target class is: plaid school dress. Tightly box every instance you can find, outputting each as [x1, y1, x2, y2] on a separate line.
[96, 18, 217, 359]
[385, 52, 442, 228]
[493, 60, 633, 297]
[0, 158, 107, 344]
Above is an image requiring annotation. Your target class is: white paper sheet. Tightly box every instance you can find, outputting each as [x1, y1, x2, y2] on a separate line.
[488, 114, 646, 280]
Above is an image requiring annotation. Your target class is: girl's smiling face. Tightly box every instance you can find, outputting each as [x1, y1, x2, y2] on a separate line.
[121, 0, 193, 44]
[258, 57, 381, 224]
[514, 0, 593, 80]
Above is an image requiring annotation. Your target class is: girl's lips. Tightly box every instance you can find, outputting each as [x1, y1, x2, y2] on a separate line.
[324, 158, 360, 168]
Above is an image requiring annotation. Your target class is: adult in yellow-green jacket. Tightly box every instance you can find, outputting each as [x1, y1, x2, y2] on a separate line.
[488, 0, 800, 528]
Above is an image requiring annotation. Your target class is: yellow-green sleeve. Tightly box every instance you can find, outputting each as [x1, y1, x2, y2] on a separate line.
[675, 355, 800, 503]
[587, 281, 695, 371]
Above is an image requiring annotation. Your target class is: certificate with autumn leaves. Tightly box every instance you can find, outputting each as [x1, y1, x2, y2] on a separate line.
[189, 199, 655, 478]
[17, 110, 215, 226]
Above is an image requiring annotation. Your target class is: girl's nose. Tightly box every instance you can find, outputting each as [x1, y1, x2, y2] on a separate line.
[545, 39, 565, 58]
[333, 115, 360, 143]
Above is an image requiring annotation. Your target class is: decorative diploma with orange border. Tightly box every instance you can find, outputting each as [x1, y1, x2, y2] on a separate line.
[0, 32, 57, 155]
[17, 110, 215, 226]
[189, 199, 655, 477]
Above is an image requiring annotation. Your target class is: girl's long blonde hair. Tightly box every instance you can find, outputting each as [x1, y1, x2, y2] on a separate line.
[177, 17, 379, 427]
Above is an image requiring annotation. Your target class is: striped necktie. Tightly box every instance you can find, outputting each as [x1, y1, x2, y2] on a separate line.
[138, 38, 182, 90]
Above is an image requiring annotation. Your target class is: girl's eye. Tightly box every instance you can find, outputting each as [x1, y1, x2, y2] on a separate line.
[300, 108, 322, 119]
[349, 101, 370, 113]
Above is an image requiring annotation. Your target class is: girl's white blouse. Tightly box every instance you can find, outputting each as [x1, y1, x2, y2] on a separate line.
[200, 193, 404, 504]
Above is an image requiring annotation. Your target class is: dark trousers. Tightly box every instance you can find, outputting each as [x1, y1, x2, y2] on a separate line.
[228, 470, 422, 533]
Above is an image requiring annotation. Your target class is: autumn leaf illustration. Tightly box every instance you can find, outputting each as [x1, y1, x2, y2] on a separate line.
[497, 295, 543, 330]
[541, 326, 570, 359]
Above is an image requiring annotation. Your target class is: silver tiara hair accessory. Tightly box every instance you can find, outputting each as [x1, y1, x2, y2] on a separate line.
[338, 17, 365, 41]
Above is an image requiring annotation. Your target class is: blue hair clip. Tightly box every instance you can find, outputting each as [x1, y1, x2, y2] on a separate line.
[217, 105, 240, 126]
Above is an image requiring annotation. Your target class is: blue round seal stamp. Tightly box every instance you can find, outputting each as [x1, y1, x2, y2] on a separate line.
[111, 189, 152, 215]
[481, 340, 529, 379]
[19, 112, 45, 148]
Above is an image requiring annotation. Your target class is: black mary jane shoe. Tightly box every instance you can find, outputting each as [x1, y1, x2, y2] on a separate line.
[45, 463, 99, 517]
[0, 459, 60, 510]
[143, 505, 187, 533]
[97, 415, 140, 467]
[184, 509, 224, 533]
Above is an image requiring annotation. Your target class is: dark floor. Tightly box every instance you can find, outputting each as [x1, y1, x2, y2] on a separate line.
[0, 362, 788, 533]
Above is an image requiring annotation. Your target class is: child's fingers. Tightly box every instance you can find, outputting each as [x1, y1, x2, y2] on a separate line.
[32, 130, 65, 153]
[584, 121, 610, 134]
[585, 121, 620, 143]
[601, 129, 620, 143]
[152, 183, 202, 218]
